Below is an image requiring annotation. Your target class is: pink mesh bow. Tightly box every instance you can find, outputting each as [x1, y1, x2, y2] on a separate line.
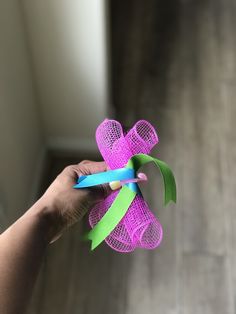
[89, 119, 163, 252]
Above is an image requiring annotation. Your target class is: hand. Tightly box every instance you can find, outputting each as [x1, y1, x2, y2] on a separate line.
[36, 160, 109, 243]
[0, 160, 110, 314]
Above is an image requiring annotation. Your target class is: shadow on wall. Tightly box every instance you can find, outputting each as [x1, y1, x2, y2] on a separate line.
[110, 0, 210, 131]
[110, 0, 182, 124]
[21, 0, 108, 143]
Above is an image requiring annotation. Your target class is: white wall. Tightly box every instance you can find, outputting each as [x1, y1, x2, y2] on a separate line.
[0, 0, 109, 228]
[21, 0, 109, 151]
[0, 0, 44, 225]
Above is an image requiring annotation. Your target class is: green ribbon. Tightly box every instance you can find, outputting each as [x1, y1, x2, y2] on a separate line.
[85, 153, 177, 250]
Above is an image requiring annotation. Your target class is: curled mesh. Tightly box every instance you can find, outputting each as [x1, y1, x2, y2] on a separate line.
[89, 119, 163, 252]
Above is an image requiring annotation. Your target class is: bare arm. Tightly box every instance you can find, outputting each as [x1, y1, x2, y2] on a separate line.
[0, 161, 108, 314]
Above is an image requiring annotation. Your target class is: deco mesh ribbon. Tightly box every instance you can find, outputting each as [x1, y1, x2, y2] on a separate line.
[74, 119, 177, 252]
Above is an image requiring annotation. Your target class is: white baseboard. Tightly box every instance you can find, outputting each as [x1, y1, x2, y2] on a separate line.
[0, 202, 8, 232]
[47, 137, 98, 154]
[28, 137, 99, 207]
[28, 146, 47, 206]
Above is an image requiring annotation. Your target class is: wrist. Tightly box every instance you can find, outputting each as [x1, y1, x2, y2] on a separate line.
[26, 197, 64, 244]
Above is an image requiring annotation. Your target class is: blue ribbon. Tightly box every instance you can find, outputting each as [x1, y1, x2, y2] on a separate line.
[74, 168, 141, 194]
[74, 168, 135, 188]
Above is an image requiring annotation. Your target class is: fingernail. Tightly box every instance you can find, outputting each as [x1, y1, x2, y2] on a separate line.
[109, 181, 122, 190]
[137, 172, 148, 181]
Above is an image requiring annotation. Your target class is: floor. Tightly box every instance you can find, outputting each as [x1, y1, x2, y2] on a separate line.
[29, 0, 236, 313]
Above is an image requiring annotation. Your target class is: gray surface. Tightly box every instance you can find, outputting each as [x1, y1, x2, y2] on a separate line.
[29, 0, 236, 313]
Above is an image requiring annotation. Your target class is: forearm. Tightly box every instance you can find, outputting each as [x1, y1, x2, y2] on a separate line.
[0, 199, 58, 314]
[0, 161, 108, 314]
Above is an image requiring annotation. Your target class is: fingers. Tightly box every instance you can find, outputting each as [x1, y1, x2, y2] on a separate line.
[62, 162, 122, 193]
[78, 160, 92, 165]
[78, 161, 120, 193]
[77, 160, 108, 174]
[77, 160, 113, 198]
[61, 161, 107, 178]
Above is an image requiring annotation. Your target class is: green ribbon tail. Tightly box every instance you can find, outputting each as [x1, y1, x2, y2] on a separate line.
[126, 154, 177, 205]
[85, 185, 136, 250]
